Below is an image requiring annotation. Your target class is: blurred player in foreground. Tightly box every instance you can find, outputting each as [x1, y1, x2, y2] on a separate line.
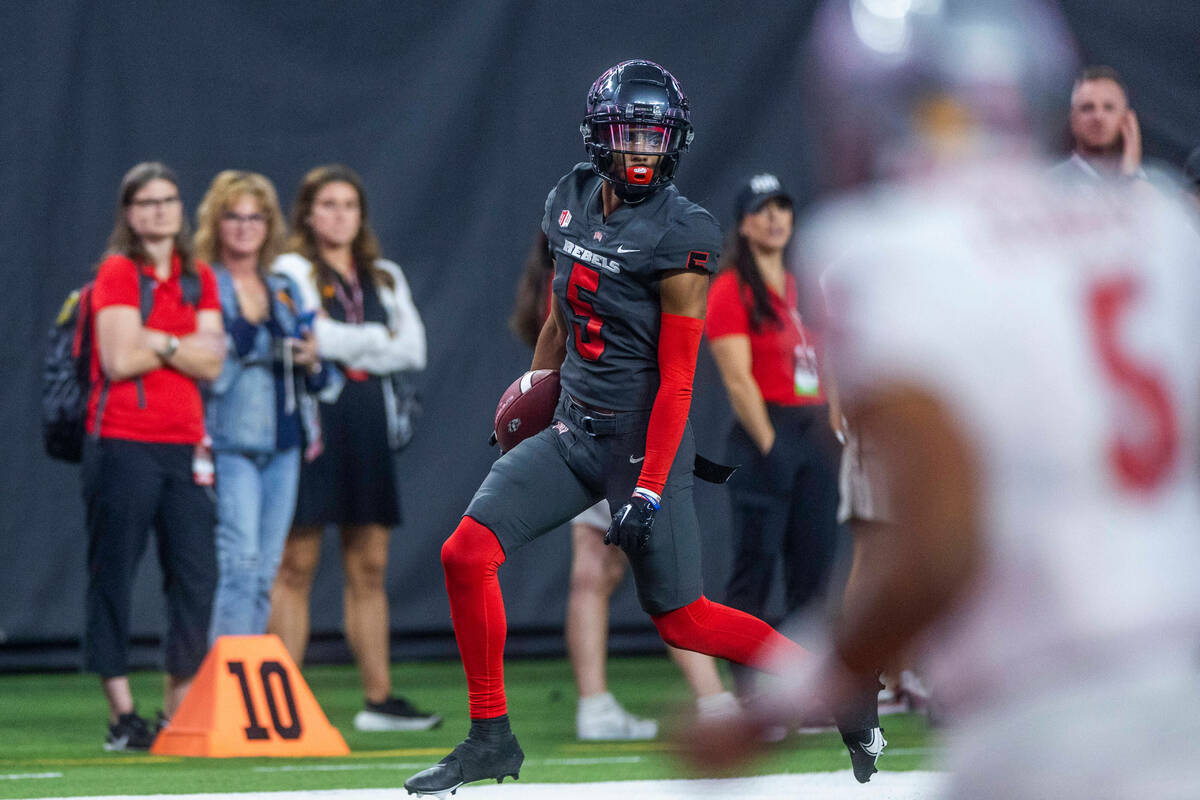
[690, 1, 1200, 797]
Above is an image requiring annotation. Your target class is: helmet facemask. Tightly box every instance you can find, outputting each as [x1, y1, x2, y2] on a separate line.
[583, 120, 689, 201]
[581, 60, 693, 203]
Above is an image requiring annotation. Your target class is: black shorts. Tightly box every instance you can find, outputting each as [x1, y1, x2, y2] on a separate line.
[465, 393, 703, 615]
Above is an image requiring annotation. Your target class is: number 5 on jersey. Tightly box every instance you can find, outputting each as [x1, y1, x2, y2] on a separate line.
[567, 262, 605, 360]
[1088, 274, 1179, 491]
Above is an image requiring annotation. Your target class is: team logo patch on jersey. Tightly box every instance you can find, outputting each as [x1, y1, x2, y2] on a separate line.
[559, 210, 572, 228]
[552, 421, 569, 435]
[686, 250, 710, 271]
[593, 231, 603, 242]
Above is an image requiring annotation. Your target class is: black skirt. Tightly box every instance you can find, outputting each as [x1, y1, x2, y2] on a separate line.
[293, 374, 402, 527]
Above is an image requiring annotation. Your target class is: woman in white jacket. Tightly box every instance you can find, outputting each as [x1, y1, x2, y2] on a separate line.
[270, 165, 439, 732]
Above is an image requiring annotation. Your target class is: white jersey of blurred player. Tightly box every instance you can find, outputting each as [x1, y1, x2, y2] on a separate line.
[808, 159, 1200, 798]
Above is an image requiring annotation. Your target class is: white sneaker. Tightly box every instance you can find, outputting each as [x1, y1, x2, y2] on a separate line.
[698, 692, 789, 741]
[695, 691, 739, 721]
[576, 692, 658, 741]
[878, 686, 908, 716]
[898, 669, 931, 713]
[352, 696, 442, 731]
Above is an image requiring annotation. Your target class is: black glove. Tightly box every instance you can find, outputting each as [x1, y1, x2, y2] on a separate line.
[604, 490, 661, 553]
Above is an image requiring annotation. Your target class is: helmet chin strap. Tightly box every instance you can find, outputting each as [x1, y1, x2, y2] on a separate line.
[612, 179, 654, 204]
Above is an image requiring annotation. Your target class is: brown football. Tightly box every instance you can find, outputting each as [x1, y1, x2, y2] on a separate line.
[493, 369, 561, 453]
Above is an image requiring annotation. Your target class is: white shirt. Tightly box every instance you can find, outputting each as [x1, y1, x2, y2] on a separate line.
[272, 252, 426, 374]
[806, 159, 1200, 712]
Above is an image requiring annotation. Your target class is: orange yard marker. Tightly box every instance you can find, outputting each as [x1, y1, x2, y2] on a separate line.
[151, 635, 349, 757]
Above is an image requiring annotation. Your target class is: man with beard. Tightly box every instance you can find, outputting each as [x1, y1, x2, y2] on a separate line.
[1051, 65, 1145, 184]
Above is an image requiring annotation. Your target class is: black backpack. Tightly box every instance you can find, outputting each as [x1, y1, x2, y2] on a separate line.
[42, 272, 200, 463]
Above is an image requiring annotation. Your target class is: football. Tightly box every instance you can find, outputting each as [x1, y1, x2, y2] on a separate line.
[493, 369, 561, 453]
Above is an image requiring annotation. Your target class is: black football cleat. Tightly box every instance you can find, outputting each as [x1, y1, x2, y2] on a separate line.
[404, 722, 523, 798]
[842, 726, 886, 783]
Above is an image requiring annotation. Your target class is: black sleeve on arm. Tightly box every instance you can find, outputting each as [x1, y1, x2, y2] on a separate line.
[540, 185, 558, 239]
[652, 206, 722, 278]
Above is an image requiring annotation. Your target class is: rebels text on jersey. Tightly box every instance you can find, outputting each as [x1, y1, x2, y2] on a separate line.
[542, 163, 721, 411]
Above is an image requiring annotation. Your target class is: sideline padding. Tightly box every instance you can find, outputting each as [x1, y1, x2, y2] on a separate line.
[151, 635, 349, 758]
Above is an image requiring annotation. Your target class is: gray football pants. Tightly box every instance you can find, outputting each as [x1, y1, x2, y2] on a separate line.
[465, 393, 703, 615]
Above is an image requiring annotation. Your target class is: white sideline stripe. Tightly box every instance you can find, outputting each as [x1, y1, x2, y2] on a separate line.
[1, 773, 63, 780]
[23, 770, 947, 799]
[254, 764, 426, 773]
[542, 757, 642, 765]
[253, 757, 643, 773]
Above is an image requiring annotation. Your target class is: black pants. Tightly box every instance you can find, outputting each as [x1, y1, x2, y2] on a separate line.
[724, 404, 840, 690]
[82, 438, 216, 678]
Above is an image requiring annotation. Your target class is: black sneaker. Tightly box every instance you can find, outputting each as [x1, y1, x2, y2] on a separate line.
[843, 726, 886, 783]
[405, 718, 523, 797]
[354, 696, 442, 731]
[104, 711, 155, 752]
[154, 710, 170, 734]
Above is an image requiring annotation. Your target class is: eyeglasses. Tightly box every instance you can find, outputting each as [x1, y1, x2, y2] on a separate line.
[129, 195, 181, 209]
[221, 212, 268, 226]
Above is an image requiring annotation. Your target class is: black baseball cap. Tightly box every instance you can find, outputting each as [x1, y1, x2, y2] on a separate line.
[1184, 145, 1200, 190]
[735, 173, 794, 221]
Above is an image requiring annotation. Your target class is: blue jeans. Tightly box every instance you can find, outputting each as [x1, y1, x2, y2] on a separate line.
[209, 448, 301, 640]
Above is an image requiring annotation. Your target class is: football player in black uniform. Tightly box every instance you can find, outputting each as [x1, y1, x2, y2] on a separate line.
[405, 60, 811, 797]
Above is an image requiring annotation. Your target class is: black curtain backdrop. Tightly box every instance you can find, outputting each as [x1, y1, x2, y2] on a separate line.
[1, 0, 1196, 669]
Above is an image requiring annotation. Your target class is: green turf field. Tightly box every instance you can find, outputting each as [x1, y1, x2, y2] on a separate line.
[0, 656, 932, 798]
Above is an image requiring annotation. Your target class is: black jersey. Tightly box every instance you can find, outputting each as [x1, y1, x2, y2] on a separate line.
[541, 163, 721, 411]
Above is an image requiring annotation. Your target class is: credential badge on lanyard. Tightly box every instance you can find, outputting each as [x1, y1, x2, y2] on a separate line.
[791, 309, 820, 397]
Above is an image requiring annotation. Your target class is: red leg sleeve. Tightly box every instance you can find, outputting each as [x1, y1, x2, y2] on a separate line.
[637, 313, 704, 496]
[651, 595, 807, 671]
[441, 516, 508, 719]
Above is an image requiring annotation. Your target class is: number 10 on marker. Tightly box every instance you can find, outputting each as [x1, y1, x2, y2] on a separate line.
[227, 659, 304, 741]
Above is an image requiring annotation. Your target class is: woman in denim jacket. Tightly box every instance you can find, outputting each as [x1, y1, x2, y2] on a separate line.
[195, 171, 332, 640]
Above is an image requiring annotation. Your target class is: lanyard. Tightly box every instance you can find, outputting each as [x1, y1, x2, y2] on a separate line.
[330, 269, 371, 382]
[783, 277, 820, 398]
[332, 272, 364, 324]
[779, 275, 810, 351]
[789, 307, 811, 353]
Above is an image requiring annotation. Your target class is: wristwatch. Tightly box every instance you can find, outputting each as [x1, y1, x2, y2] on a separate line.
[159, 335, 180, 361]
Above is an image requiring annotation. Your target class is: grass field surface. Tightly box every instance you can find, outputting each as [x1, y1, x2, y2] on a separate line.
[0, 656, 935, 799]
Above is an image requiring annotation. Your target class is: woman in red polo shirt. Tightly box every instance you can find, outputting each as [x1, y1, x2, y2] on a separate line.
[84, 162, 225, 750]
[706, 173, 841, 698]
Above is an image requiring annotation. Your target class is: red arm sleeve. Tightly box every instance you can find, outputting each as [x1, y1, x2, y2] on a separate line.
[635, 312, 705, 498]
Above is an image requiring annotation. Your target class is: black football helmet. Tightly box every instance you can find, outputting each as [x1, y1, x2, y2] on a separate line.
[580, 59, 693, 203]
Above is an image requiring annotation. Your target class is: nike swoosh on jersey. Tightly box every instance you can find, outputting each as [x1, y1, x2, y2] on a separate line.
[617, 246, 640, 253]
[629, 455, 645, 463]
